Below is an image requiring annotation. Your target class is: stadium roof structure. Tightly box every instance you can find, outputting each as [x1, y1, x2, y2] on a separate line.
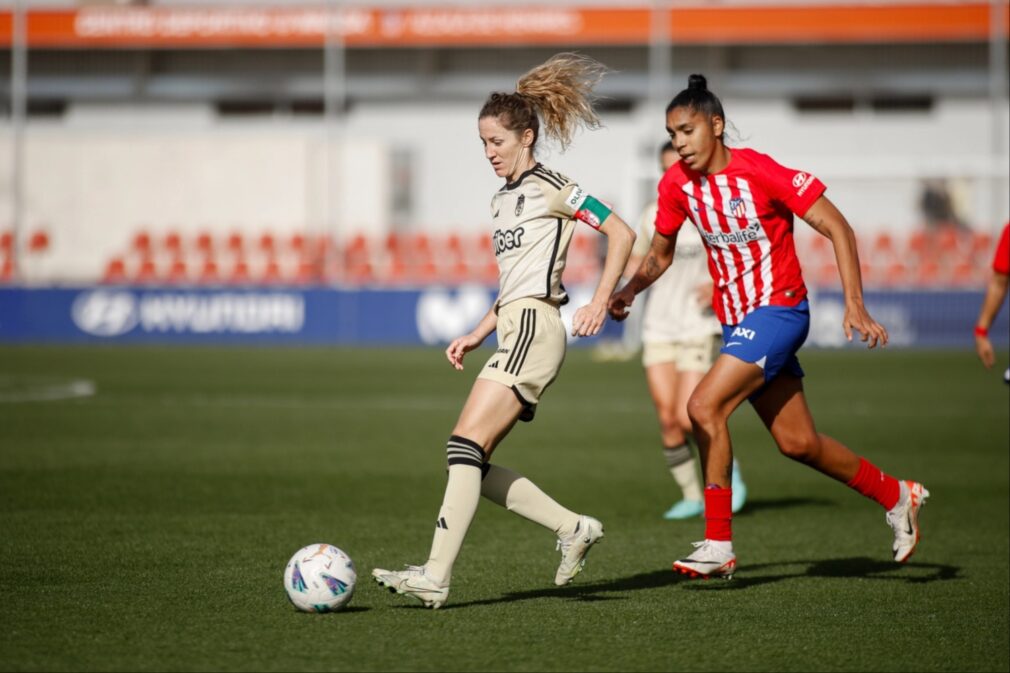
[1, 2, 1006, 49]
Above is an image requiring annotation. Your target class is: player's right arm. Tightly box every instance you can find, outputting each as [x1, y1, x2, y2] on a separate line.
[445, 304, 498, 371]
[607, 177, 685, 321]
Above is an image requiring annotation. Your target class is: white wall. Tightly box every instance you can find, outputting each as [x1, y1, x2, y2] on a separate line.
[1, 95, 1006, 282]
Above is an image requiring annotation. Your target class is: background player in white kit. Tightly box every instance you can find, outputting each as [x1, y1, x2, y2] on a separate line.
[632, 141, 747, 520]
[372, 54, 635, 609]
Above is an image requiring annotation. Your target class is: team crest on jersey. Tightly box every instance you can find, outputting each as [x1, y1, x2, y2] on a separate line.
[515, 194, 525, 216]
[728, 197, 747, 218]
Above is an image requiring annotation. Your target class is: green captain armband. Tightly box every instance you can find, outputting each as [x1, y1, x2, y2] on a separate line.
[573, 194, 612, 230]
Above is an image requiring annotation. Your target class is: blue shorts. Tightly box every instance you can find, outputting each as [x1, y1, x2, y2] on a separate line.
[720, 301, 810, 398]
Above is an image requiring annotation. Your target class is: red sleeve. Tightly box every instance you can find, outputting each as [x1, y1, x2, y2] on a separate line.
[750, 150, 826, 217]
[994, 223, 1010, 275]
[654, 173, 690, 236]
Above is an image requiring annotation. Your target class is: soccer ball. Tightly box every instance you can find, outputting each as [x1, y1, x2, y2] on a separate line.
[283, 543, 357, 613]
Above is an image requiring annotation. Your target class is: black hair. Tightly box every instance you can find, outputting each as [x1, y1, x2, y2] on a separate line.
[659, 140, 675, 157]
[666, 74, 726, 141]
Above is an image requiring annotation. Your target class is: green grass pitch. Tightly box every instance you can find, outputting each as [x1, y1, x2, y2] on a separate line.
[1, 345, 1007, 672]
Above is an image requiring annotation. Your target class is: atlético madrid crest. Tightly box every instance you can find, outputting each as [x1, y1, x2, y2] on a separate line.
[728, 197, 746, 218]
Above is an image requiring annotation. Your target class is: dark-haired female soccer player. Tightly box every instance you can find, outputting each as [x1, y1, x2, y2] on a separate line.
[372, 54, 635, 607]
[609, 74, 928, 578]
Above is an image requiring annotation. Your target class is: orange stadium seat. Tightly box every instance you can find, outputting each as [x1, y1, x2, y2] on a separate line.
[1, 259, 12, 282]
[163, 231, 183, 256]
[135, 259, 158, 284]
[102, 258, 127, 284]
[199, 260, 220, 284]
[28, 230, 50, 253]
[228, 261, 251, 285]
[166, 260, 188, 284]
[0, 231, 12, 253]
[133, 231, 152, 255]
[195, 232, 214, 255]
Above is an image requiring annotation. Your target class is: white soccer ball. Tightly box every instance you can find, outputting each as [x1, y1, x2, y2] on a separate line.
[283, 543, 357, 613]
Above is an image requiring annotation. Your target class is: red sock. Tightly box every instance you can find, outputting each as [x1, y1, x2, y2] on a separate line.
[846, 457, 900, 510]
[704, 486, 733, 541]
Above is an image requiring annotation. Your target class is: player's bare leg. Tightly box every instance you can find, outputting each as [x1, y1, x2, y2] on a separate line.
[672, 355, 764, 578]
[751, 374, 929, 562]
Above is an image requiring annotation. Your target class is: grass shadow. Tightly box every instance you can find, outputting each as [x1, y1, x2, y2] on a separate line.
[432, 556, 960, 608]
[681, 556, 962, 591]
[441, 569, 687, 610]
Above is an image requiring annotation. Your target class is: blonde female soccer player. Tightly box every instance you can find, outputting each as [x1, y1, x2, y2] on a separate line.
[372, 54, 635, 608]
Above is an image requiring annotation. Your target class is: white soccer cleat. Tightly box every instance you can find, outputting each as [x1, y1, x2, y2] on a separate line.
[886, 480, 930, 563]
[371, 565, 449, 609]
[672, 540, 736, 579]
[554, 515, 605, 586]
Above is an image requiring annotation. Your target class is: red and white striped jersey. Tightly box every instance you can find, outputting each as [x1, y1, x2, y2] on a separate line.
[655, 147, 826, 326]
[993, 222, 1009, 275]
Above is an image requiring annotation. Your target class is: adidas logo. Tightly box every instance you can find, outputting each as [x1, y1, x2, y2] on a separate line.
[488, 361, 499, 369]
[435, 517, 449, 530]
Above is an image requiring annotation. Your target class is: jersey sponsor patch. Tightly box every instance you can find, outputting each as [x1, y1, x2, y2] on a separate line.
[793, 171, 816, 196]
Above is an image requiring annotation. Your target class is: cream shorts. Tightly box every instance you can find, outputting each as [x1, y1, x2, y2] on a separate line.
[642, 334, 722, 372]
[477, 297, 566, 421]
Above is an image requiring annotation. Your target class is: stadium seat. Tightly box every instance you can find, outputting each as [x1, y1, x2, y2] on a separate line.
[1, 259, 12, 282]
[163, 231, 183, 256]
[261, 260, 283, 284]
[0, 231, 11, 253]
[195, 232, 214, 254]
[102, 258, 127, 284]
[882, 261, 909, 288]
[199, 260, 220, 284]
[133, 231, 152, 255]
[135, 259, 158, 284]
[258, 233, 276, 256]
[28, 230, 50, 253]
[166, 260, 188, 284]
[228, 261, 251, 285]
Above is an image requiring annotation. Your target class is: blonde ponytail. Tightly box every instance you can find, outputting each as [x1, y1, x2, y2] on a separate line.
[480, 53, 608, 152]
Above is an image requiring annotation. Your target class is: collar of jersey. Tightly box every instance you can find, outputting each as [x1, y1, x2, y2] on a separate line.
[502, 162, 543, 191]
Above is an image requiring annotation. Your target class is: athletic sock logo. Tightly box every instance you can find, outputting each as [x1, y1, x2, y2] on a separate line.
[436, 517, 449, 530]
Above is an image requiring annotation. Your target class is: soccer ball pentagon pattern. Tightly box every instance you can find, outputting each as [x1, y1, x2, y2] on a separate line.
[284, 543, 357, 612]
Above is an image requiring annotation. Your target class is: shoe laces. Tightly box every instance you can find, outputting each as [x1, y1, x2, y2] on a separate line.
[401, 564, 426, 577]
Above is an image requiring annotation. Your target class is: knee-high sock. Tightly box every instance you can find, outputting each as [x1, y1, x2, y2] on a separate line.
[480, 463, 579, 538]
[665, 441, 702, 502]
[425, 435, 483, 586]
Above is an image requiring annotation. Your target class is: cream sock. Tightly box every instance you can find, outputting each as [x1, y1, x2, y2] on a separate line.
[480, 463, 579, 538]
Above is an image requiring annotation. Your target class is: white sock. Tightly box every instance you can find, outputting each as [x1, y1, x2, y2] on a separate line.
[481, 463, 579, 538]
[665, 441, 702, 502]
[671, 461, 703, 502]
[425, 437, 484, 585]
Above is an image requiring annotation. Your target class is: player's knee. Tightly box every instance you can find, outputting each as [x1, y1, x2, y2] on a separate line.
[686, 393, 718, 432]
[777, 432, 820, 463]
[657, 406, 681, 436]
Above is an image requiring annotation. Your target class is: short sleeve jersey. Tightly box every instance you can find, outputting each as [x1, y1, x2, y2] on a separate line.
[634, 202, 720, 342]
[491, 163, 602, 308]
[993, 222, 1010, 275]
[655, 147, 826, 326]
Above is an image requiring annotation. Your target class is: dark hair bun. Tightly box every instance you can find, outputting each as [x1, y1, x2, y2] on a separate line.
[687, 74, 708, 91]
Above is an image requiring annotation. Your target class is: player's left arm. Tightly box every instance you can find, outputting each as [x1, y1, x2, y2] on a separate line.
[974, 271, 1009, 368]
[572, 211, 636, 338]
[802, 195, 889, 349]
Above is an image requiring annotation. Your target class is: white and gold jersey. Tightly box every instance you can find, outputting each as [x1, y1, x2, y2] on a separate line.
[490, 163, 607, 308]
[635, 202, 721, 343]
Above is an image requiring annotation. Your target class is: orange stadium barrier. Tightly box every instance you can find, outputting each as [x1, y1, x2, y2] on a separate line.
[1, 3, 1005, 48]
